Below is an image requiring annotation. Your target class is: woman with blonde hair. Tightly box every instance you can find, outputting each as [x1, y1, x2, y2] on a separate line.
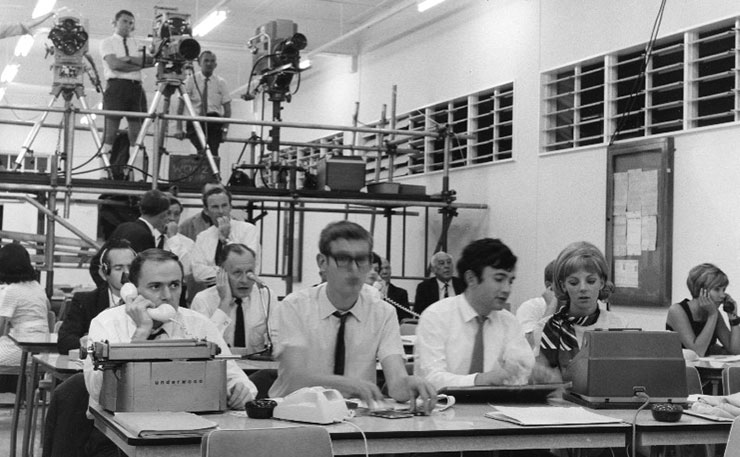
[534, 241, 624, 381]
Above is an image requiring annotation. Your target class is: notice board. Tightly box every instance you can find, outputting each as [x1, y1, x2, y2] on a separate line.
[605, 137, 673, 308]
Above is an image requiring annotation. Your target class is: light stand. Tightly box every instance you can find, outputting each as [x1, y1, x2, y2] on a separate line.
[15, 17, 109, 175]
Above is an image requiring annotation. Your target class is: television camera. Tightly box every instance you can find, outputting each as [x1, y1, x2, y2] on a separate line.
[150, 7, 201, 81]
[46, 15, 100, 92]
[246, 19, 307, 102]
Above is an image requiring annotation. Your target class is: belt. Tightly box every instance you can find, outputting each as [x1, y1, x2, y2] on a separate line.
[108, 78, 141, 85]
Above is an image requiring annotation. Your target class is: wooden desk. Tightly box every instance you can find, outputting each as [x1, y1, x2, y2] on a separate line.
[91, 403, 630, 457]
[9, 334, 58, 457]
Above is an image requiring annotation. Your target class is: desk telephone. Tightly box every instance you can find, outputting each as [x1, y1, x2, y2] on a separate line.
[120, 283, 177, 322]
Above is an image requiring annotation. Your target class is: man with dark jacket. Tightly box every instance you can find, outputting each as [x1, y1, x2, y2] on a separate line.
[58, 240, 135, 354]
[413, 251, 466, 315]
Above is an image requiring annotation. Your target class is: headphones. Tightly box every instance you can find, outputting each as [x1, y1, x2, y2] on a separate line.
[100, 246, 136, 276]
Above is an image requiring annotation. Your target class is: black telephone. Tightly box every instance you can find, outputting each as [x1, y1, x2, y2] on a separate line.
[723, 298, 736, 314]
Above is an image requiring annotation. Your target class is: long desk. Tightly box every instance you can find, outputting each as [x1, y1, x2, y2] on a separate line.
[9, 334, 59, 457]
[91, 403, 629, 457]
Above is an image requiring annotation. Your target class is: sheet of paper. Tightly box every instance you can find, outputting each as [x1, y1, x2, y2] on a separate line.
[613, 215, 627, 257]
[627, 169, 642, 212]
[613, 172, 628, 215]
[641, 169, 658, 215]
[626, 211, 641, 256]
[614, 259, 639, 288]
[641, 215, 657, 251]
[485, 406, 622, 426]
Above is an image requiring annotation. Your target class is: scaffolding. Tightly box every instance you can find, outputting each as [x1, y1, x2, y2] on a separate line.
[0, 97, 488, 295]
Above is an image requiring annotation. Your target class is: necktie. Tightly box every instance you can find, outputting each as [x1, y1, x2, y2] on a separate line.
[233, 298, 246, 347]
[148, 326, 166, 340]
[469, 315, 486, 374]
[123, 37, 129, 56]
[443, 283, 449, 298]
[201, 77, 209, 116]
[333, 311, 349, 375]
[157, 234, 165, 249]
[215, 239, 225, 265]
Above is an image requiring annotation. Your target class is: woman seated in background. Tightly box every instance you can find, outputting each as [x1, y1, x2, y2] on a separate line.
[0, 243, 50, 366]
[666, 263, 740, 357]
[533, 241, 625, 382]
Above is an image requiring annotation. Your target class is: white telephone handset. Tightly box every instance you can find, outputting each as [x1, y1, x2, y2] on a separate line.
[120, 283, 177, 322]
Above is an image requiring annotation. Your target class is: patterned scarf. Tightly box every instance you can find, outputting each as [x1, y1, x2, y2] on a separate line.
[540, 306, 600, 369]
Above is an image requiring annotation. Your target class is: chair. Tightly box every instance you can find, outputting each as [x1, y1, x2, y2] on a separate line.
[724, 416, 740, 457]
[201, 426, 333, 457]
[686, 365, 703, 395]
[723, 366, 740, 395]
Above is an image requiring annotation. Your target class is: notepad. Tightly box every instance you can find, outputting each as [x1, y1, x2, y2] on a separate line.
[485, 406, 622, 426]
[113, 411, 218, 438]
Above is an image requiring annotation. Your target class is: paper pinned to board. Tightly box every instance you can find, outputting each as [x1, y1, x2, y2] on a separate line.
[485, 406, 622, 426]
[614, 259, 639, 288]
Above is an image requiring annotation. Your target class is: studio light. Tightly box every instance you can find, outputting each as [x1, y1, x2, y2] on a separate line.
[1, 64, 20, 83]
[32, 0, 56, 19]
[417, 0, 446, 13]
[193, 9, 228, 37]
[14, 35, 35, 57]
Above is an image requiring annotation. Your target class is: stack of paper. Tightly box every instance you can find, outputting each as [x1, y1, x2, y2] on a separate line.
[485, 406, 622, 426]
[113, 411, 218, 438]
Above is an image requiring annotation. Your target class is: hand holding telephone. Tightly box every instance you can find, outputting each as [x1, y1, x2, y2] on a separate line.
[723, 297, 736, 314]
[120, 283, 177, 322]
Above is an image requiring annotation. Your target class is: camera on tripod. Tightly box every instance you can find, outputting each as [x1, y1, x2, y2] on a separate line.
[47, 15, 89, 90]
[150, 7, 201, 81]
[246, 19, 307, 102]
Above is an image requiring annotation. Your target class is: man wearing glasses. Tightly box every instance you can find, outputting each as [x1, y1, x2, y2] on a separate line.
[269, 220, 436, 412]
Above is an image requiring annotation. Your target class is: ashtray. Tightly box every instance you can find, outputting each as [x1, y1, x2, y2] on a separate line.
[651, 403, 683, 422]
[245, 399, 278, 419]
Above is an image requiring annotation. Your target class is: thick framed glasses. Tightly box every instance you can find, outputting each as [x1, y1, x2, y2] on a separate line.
[328, 253, 371, 270]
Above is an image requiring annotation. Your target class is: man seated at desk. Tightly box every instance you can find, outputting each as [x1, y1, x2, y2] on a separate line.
[269, 220, 436, 411]
[57, 239, 136, 354]
[414, 238, 534, 391]
[191, 243, 278, 353]
[83, 248, 257, 410]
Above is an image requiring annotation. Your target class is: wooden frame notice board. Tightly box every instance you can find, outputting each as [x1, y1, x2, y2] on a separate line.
[605, 137, 673, 308]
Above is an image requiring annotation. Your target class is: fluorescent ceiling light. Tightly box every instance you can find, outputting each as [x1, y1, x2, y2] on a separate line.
[15, 35, 35, 57]
[32, 0, 56, 18]
[0, 87, 6, 102]
[417, 0, 446, 12]
[193, 10, 228, 37]
[1, 64, 20, 83]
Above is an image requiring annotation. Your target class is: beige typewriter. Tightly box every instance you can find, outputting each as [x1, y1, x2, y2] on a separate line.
[92, 339, 227, 413]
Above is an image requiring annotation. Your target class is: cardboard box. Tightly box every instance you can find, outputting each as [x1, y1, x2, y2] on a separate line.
[317, 156, 366, 191]
[169, 155, 220, 184]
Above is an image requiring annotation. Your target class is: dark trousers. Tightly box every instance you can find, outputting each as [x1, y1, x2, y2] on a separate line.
[186, 113, 224, 156]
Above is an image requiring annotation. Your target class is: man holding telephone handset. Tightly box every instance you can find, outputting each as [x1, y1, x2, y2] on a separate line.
[83, 249, 257, 411]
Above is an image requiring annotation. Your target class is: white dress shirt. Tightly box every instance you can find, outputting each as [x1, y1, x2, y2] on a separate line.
[83, 305, 256, 409]
[414, 294, 535, 391]
[190, 220, 261, 283]
[190, 285, 279, 352]
[99, 33, 145, 81]
[165, 233, 195, 276]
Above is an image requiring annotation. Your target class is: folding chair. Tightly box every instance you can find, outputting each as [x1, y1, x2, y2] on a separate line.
[723, 366, 740, 395]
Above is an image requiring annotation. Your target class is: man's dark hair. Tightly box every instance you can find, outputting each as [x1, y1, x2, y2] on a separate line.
[168, 196, 182, 211]
[114, 10, 134, 21]
[129, 249, 183, 286]
[139, 189, 170, 217]
[457, 238, 517, 281]
[202, 186, 232, 206]
[318, 221, 372, 256]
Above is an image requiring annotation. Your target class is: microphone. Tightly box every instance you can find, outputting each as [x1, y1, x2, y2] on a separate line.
[247, 272, 266, 289]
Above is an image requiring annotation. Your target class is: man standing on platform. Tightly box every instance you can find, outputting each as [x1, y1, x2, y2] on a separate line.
[175, 50, 231, 157]
[99, 9, 153, 172]
[269, 220, 436, 411]
[413, 251, 466, 315]
[414, 238, 534, 391]
[190, 187, 260, 286]
[58, 240, 136, 354]
[191, 244, 278, 353]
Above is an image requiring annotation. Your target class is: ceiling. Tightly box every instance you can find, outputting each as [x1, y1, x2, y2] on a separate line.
[0, 0, 465, 97]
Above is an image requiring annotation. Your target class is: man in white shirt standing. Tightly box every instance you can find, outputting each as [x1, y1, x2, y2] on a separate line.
[99, 9, 153, 170]
[190, 187, 260, 286]
[191, 244, 278, 353]
[175, 50, 231, 157]
[414, 238, 534, 391]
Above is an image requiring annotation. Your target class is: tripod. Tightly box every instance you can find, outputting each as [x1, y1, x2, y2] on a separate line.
[126, 76, 220, 181]
[15, 83, 109, 174]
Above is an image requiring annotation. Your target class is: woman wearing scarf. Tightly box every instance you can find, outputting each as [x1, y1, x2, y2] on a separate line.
[534, 241, 625, 382]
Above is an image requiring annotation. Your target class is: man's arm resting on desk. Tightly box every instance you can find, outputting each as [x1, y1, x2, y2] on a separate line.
[381, 354, 437, 413]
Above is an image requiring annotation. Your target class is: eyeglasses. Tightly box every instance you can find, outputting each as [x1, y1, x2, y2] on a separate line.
[327, 253, 371, 270]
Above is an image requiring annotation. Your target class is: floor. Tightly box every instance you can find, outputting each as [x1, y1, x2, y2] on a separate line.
[0, 392, 44, 456]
